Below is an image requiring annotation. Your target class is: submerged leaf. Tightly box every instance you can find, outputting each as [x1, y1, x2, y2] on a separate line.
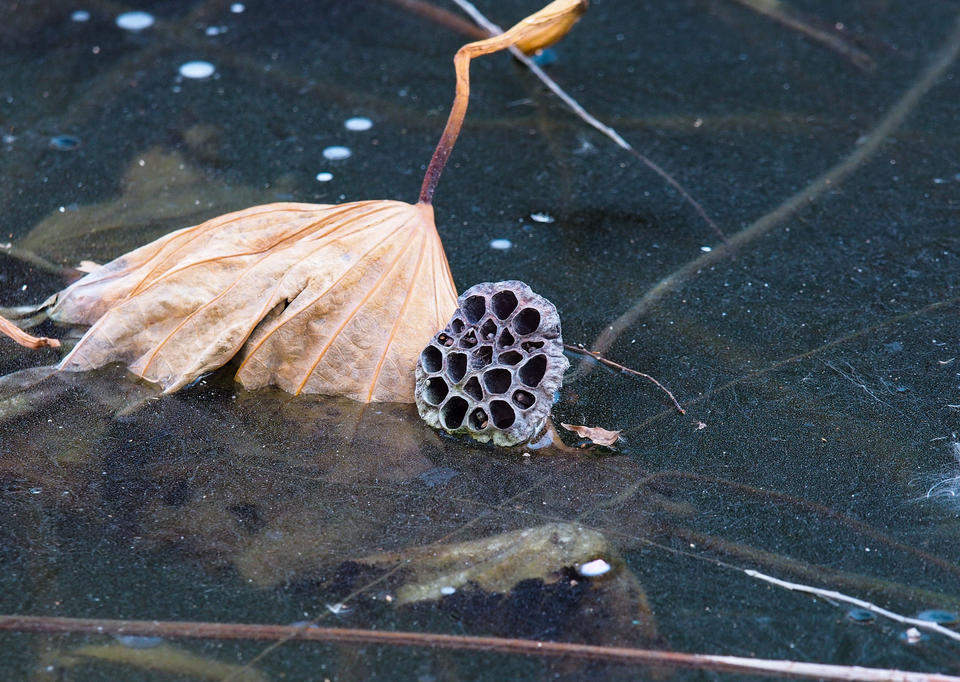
[361, 522, 610, 603]
[50, 200, 456, 402]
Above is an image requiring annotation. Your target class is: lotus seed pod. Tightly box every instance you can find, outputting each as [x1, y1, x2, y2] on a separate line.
[415, 281, 568, 447]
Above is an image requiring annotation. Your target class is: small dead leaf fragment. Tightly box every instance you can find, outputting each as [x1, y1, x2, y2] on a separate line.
[561, 422, 620, 446]
[76, 260, 101, 273]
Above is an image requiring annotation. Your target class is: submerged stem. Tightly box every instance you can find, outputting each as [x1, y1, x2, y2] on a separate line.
[418, 0, 586, 204]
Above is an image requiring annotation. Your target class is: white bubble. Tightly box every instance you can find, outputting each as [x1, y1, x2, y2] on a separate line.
[700, 245, 712, 252]
[179, 61, 216, 79]
[315, 172, 333, 182]
[489, 238, 512, 250]
[933, 177, 946, 184]
[322, 146, 352, 161]
[530, 212, 554, 223]
[116, 11, 155, 31]
[205, 25, 227, 36]
[71, 10, 91, 22]
[344, 117, 373, 131]
[440, 586, 456, 595]
[577, 558, 611, 577]
[230, 3, 245, 13]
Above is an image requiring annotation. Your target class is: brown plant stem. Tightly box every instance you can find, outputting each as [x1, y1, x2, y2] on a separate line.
[381, 0, 488, 39]
[615, 470, 960, 581]
[0, 314, 60, 350]
[418, 11, 553, 204]
[659, 523, 960, 613]
[563, 343, 685, 414]
[0, 614, 956, 681]
[449, 0, 726, 242]
[577, 8, 960, 374]
[726, 0, 874, 70]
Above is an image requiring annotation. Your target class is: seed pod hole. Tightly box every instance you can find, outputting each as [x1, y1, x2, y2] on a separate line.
[442, 396, 468, 429]
[462, 295, 486, 323]
[447, 352, 467, 382]
[424, 377, 449, 405]
[483, 368, 512, 394]
[498, 329, 515, 348]
[491, 290, 518, 319]
[421, 345, 443, 373]
[519, 354, 547, 387]
[499, 350, 522, 365]
[513, 308, 540, 335]
[463, 375, 483, 401]
[437, 333, 454, 347]
[512, 389, 535, 409]
[460, 330, 478, 348]
[451, 317, 465, 334]
[469, 407, 489, 430]
[521, 340, 543, 352]
[473, 345, 493, 369]
[480, 319, 498, 341]
[489, 400, 516, 428]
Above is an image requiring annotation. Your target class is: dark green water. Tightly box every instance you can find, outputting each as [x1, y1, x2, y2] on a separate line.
[1, 0, 959, 679]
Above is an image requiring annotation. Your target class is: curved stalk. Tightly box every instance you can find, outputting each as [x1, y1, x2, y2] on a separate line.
[419, 0, 586, 204]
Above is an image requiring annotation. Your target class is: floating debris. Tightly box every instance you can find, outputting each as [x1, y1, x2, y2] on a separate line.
[344, 117, 373, 131]
[115, 11, 155, 31]
[916, 609, 959, 625]
[845, 608, 875, 623]
[178, 61, 216, 79]
[315, 172, 333, 182]
[325, 603, 351, 615]
[71, 10, 91, 22]
[577, 558, 612, 577]
[49, 135, 81, 151]
[230, 2, 245, 13]
[489, 238, 512, 250]
[204, 26, 227, 36]
[933, 177, 947, 184]
[530, 212, 554, 223]
[322, 146, 351, 161]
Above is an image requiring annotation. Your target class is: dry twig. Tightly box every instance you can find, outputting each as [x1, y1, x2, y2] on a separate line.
[579, 10, 960, 372]
[0, 614, 956, 681]
[563, 343, 684, 414]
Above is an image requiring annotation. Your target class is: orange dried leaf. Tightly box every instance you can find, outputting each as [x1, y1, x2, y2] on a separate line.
[513, 0, 588, 55]
[50, 201, 456, 402]
[560, 423, 621, 446]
